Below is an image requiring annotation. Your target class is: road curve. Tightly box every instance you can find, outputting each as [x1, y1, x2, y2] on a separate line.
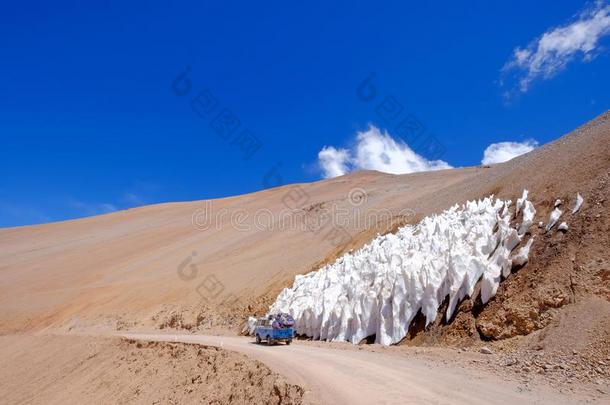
[123, 333, 579, 405]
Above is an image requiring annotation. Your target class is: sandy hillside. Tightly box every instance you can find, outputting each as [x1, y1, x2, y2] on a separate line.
[0, 111, 608, 345]
[0, 162, 486, 333]
[0, 111, 609, 404]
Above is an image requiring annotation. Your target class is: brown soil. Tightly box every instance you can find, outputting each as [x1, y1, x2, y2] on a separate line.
[398, 111, 610, 386]
[0, 111, 609, 403]
[0, 334, 304, 404]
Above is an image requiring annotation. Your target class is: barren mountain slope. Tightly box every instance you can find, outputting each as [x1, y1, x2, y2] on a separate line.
[0, 111, 608, 352]
[0, 167, 484, 333]
[403, 111, 610, 354]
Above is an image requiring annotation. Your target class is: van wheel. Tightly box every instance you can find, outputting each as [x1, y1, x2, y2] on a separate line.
[256, 335, 261, 344]
[286, 339, 292, 345]
[266, 337, 274, 346]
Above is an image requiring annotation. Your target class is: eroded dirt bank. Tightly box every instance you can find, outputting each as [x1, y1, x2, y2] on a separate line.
[0, 335, 304, 405]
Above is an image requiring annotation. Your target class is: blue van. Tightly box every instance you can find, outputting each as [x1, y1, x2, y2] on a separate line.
[254, 315, 295, 345]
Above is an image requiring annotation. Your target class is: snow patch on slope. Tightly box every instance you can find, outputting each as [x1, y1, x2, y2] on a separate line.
[270, 192, 535, 345]
[512, 237, 534, 267]
[546, 207, 563, 232]
[572, 193, 584, 214]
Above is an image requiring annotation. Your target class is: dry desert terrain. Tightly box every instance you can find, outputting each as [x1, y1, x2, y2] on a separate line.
[1, 111, 609, 404]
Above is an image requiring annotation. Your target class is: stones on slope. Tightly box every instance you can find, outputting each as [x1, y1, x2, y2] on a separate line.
[476, 305, 542, 340]
[503, 357, 517, 366]
[480, 347, 493, 355]
[270, 191, 536, 346]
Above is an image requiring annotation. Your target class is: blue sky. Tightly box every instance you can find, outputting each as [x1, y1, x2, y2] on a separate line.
[1, 1, 609, 227]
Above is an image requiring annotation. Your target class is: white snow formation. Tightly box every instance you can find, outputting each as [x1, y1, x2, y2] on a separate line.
[270, 192, 536, 345]
[554, 199, 562, 207]
[519, 200, 536, 236]
[516, 189, 529, 216]
[546, 207, 563, 232]
[558, 222, 569, 232]
[245, 316, 257, 335]
[512, 237, 534, 267]
[572, 193, 584, 214]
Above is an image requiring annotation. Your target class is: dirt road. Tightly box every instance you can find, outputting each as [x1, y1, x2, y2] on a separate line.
[124, 333, 584, 405]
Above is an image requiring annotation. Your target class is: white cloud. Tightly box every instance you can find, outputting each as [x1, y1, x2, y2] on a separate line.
[503, 2, 610, 92]
[481, 140, 538, 165]
[318, 146, 351, 178]
[318, 126, 452, 178]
